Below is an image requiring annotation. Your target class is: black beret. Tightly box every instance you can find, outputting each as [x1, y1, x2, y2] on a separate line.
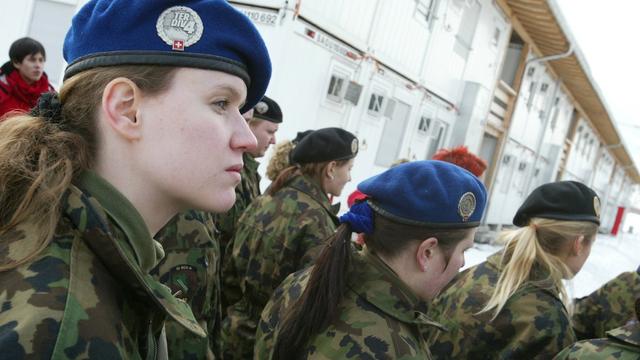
[513, 181, 600, 227]
[252, 96, 282, 123]
[291, 127, 358, 165]
[292, 130, 313, 144]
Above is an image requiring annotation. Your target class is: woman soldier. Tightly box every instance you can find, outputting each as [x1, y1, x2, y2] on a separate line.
[256, 160, 487, 359]
[0, 0, 270, 358]
[429, 181, 600, 359]
[221, 127, 358, 359]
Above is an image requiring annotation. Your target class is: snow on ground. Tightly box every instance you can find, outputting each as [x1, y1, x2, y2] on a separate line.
[463, 233, 640, 298]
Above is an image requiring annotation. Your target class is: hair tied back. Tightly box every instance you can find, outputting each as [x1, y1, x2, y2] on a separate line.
[31, 92, 65, 129]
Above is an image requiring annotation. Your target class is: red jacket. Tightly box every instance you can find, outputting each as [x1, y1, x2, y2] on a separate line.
[0, 70, 54, 120]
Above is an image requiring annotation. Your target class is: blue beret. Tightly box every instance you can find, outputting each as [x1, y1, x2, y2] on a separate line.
[63, 0, 271, 112]
[358, 160, 487, 228]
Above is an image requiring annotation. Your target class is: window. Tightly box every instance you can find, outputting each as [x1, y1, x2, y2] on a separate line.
[425, 120, 449, 159]
[492, 27, 501, 46]
[368, 93, 385, 116]
[415, 0, 437, 24]
[326, 74, 346, 103]
[418, 116, 431, 135]
[526, 81, 537, 110]
[453, 0, 481, 59]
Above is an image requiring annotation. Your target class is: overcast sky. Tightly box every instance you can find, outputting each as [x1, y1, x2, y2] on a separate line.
[556, 0, 640, 166]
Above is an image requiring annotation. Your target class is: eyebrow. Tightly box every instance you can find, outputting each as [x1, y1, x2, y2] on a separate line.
[214, 85, 247, 107]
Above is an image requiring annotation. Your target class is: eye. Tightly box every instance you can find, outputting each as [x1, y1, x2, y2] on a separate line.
[212, 99, 229, 111]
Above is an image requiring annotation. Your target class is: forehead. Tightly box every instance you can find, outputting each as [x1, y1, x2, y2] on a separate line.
[170, 68, 247, 98]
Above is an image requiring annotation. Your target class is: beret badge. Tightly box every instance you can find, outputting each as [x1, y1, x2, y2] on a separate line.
[255, 101, 269, 115]
[458, 192, 476, 222]
[156, 6, 204, 51]
[351, 139, 358, 154]
[593, 196, 601, 218]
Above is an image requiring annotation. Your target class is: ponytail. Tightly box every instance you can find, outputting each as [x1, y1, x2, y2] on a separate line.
[481, 218, 598, 319]
[273, 223, 353, 360]
[266, 139, 295, 181]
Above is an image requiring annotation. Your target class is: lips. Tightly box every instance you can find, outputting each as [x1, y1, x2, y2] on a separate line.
[226, 164, 243, 173]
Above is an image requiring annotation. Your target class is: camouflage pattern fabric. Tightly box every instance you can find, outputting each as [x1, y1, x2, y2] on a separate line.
[221, 174, 339, 359]
[572, 271, 640, 340]
[214, 153, 261, 264]
[151, 210, 221, 359]
[0, 172, 204, 359]
[255, 249, 444, 359]
[554, 320, 640, 359]
[428, 251, 575, 359]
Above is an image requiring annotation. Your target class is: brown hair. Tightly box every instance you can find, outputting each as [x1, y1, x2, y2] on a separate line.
[0, 65, 177, 271]
[273, 211, 473, 359]
[480, 218, 598, 319]
[267, 159, 350, 196]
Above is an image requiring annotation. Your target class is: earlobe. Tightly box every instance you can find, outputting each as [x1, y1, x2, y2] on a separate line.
[101, 77, 143, 141]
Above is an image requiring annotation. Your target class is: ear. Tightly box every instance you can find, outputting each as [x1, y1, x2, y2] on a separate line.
[325, 161, 338, 180]
[416, 237, 438, 272]
[101, 77, 143, 141]
[571, 235, 585, 255]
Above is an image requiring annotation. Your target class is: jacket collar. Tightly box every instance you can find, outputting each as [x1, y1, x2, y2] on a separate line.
[65, 177, 206, 338]
[287, 174, 337, 216]
[348, 249, 446, 331]
[486, 251, 562, 300]
[244, 152, 260, 173]
[75, 171, 162, 273]
[607, 321, 640, 347]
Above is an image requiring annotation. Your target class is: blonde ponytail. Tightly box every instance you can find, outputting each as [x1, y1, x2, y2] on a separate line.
[266, 139, 295, 181]
[480, 218, 598, 319]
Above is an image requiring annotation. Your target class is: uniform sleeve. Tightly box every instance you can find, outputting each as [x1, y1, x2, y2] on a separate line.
[152, 210, 221, 359]
[572, 271, 640, 339]
[496, 291, 576, 359]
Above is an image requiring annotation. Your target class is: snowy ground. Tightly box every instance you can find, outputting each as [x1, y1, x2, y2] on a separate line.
[464, 232, 640, 298]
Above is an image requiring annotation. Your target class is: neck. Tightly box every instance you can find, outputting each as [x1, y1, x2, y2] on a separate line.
[94, 156, 178, 236]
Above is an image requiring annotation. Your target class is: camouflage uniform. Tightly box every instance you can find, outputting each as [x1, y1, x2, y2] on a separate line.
[151, 210, 221, 359]
[0, 171, 204, 359]
[221, 174, 339, 359]
[255, 249, 445, 359]
[555, 298, 640, 359]
[215, 153, 261, 262]
[429, 251, 575, 359]
[572, 271, 640, 339]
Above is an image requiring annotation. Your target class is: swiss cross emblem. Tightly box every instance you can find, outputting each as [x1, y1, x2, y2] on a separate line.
[173, 40, 185, 51]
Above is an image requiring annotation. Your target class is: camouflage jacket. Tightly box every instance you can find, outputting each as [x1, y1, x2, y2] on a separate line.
[151, 210, 221, 359]
[554, 320, 640, 359]
[429, 251, 575, 359]
[0, 171, 204, 359]
[221, 174, 339, 359]
[255, 249, 444, 359]
[572, 271, 640, 340]
[214, 153, 261, 260]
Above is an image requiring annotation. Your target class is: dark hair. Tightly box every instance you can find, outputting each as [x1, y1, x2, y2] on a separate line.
[273, 211, 473, 359]
[10, 37, 46, 64]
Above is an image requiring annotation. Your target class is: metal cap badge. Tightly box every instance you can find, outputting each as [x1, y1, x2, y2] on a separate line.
[458, 192, 477, 222]
[156, 6, 204, 51]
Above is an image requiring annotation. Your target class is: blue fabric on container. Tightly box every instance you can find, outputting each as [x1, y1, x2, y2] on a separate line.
[339, 201, 374, 234]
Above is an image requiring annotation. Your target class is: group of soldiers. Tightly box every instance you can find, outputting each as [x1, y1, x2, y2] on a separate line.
[0, 0, 638, 359]
[152, 92, 640, 359]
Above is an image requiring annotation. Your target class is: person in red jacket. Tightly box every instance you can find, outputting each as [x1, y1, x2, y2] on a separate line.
[0, 37, 55, 119]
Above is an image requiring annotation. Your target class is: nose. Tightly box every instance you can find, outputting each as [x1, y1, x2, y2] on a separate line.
[231, 111, 257, 152]
[270, 135, 276, 145]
